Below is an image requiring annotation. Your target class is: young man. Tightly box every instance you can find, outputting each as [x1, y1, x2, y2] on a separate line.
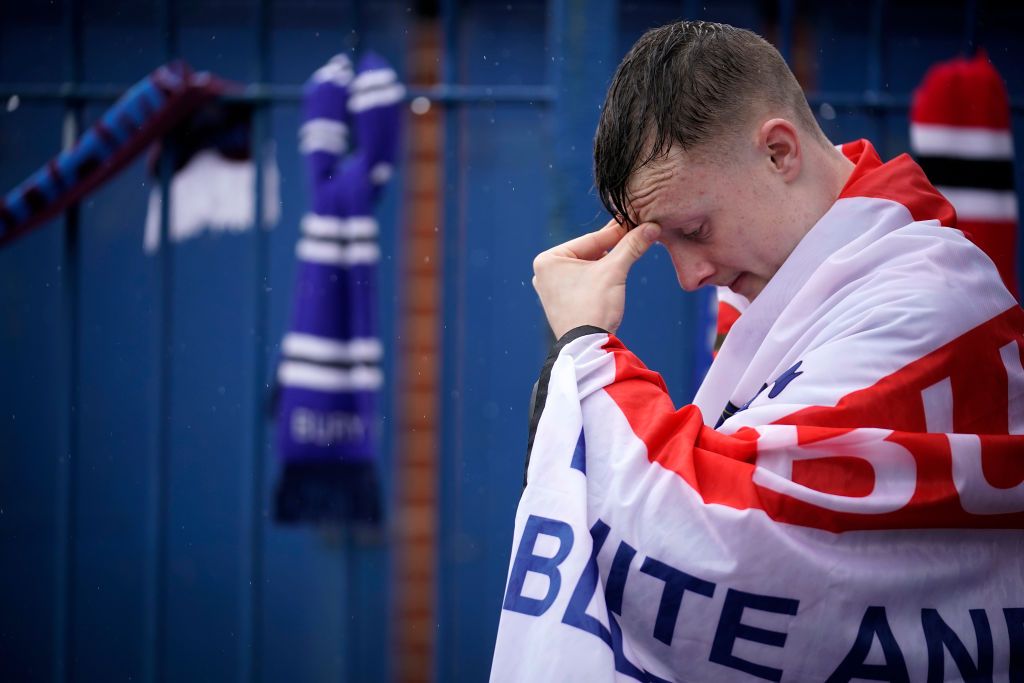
[493, 22, 1024, 682]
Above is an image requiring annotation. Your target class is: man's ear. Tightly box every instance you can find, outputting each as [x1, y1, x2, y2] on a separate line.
[758, 118, 801, 182]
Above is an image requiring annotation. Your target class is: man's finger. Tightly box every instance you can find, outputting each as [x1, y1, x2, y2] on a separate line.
[608, 222, 661, 273]
[551, 219, 626, 260]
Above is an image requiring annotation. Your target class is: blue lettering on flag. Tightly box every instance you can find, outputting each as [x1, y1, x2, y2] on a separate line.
[719, 360, 807, 427]
[570, 428, 586, 474]
[768, 360, 804, 399]
[562, 519, 672, 683]
[709, 588, 799, 682]
[562, 519, 613, 646]
[922, 608, 993, 682]
[502, 515, 574, 617]
[740, 384, 768, 412]
[640, 557, 716, 646]
[605, 539, 636, 615]
[1005, 608, 1024, 680]
[827, 606, 909, 683]
[609, 609, 673, 683]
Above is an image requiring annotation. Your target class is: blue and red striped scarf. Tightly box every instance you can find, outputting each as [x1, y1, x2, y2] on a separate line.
[0, 62, 224, 247]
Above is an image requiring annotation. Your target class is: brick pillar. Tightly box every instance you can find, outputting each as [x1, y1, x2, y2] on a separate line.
[392, 15, 442, 683]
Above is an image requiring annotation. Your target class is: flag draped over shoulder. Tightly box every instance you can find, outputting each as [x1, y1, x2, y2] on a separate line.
[492, 140, 1024, 682]
[273, 53, 403, 524]
[715, 76, 1023, 351]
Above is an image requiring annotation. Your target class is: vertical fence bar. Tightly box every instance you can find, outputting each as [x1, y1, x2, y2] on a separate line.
[545, 0, 566, 251]
[778, 0, 795, 64]
[145, 128, 175, 683]
[346, 1, 364, 53]
[867, 0, 886, 146]
[147, 150, 175, 683]
[436, 0, 460, 678]
[867, 0, 884, 95]
[55, 1, 83, 679]
[963, 0, 978, 54]
[341, 2, 364, 670]
[145, 2, 176, 681]
[240, 0, 271, 680]
[54, 123, 80, 683]
[545, 0, 618, 250]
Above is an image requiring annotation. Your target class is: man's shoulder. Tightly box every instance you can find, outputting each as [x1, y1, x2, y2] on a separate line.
[866, 217, 1008, 303]
[817, 219, 1017, 346]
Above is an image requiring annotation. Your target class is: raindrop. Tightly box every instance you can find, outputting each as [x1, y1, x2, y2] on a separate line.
[6, 95, 19, 112]
[410, 96, 431, 115]
[818, 102, 836, 121]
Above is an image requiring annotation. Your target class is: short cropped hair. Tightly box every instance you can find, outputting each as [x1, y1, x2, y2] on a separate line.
[594, 21, 826, 227]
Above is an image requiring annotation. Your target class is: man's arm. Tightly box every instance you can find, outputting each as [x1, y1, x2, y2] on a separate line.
[534, 327, 1024, 530]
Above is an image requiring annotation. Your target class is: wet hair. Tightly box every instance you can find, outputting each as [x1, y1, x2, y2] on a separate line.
[594, 21, 827, 227]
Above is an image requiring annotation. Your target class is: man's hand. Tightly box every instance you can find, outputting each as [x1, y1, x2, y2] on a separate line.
[532, 219, 661, 339]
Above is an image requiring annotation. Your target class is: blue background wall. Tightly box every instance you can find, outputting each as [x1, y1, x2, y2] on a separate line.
[1, 1, 1021, 681]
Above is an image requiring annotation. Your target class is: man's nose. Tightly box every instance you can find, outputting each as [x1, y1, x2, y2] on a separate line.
[667, 245, 715, 291]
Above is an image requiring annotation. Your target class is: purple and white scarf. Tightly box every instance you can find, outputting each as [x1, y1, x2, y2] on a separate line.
[274, 52, 403, 524]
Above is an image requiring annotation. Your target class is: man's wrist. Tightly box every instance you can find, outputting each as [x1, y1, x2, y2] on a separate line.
[553, 325, 610, 348]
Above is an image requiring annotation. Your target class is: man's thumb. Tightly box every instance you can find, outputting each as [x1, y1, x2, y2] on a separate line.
[610, 223, 661, 269]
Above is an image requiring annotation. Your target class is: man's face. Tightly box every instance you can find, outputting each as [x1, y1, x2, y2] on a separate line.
[625, 144, 795, 301]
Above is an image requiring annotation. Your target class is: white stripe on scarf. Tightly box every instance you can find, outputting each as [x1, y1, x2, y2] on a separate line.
[936, 186, 1018, 221]
[301, 213, 378, 240]
[278, 360, 383, 391]
[283, 333, 383, 364]
[296, 238, 380, 265]
[910, 123, 1014, 160]
[299, 119, 349, 155]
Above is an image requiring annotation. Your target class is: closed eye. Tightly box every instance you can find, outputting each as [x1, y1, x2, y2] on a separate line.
[682, 223, 710, 242]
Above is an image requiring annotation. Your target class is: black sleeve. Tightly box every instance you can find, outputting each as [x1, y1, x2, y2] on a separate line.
[522, 325, 609, 488]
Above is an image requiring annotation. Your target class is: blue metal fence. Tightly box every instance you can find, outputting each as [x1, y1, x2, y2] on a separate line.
[0, 1, 1022, 681]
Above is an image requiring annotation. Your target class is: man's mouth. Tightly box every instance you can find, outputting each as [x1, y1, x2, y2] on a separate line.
[727, 273, 746, 294]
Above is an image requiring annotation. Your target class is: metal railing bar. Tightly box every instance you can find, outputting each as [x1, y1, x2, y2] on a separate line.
[7, 83, 1023, 112]
[0, 82, 559, 105]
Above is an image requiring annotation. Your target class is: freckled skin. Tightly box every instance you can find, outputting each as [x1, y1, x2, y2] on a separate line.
[626, 119, 853, 301]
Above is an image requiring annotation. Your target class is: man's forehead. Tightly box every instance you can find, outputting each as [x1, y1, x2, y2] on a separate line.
[624, 151, 686, 224]
[627, 148, 687, 193]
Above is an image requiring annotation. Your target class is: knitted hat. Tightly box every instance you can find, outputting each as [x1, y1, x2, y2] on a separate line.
[910, 51, 1019, 298]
